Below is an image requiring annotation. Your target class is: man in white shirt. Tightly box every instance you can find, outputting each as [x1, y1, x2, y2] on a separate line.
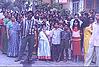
[50, 21, 62, 62]
[84, 14, 99, 66]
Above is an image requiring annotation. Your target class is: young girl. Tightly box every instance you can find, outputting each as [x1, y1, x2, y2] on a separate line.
[71, 19, 81, 62]
[37, 24, 51, 61]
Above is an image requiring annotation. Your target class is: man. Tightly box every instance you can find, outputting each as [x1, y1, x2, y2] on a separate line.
[84, 14, 99, 66]
[15, 11, 36, 64]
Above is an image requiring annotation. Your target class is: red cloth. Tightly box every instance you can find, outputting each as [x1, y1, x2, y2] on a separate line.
[38, 56, 51, 60]
[0, 19, 3, 24]
[0, 19, 3, 49]
[72, 37, 81, 56]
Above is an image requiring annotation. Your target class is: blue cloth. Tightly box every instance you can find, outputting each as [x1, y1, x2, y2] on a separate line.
[7, 21, 19, 57]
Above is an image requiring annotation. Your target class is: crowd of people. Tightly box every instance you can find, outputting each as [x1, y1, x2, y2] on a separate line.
[0, 8, 99, 66]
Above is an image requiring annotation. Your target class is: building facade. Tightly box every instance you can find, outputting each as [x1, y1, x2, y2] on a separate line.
[84, 0, 99, 13]
[42, 0, 99, 14]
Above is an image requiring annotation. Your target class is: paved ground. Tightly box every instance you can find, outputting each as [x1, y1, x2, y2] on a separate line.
[0, 51, 96, 67]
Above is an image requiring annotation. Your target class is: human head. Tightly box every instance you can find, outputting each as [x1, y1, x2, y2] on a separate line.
[74, 14, 79, 19]
[42, 16, 47, 22]
[8, 12, 11, 19]
[88, 17, 94, 24]
[72, 19, 80, 30]
[42, 24, 46, 31]
[11, 15, 16, 22]
[59, 19, 64, 29]
[27, 11, 33, 20]
[96, 14, 99, 23]
[54, 20, 59, 29]
[64, 23, 69, 30]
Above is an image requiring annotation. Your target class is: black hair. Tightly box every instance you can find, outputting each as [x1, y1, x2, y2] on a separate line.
[34, 16, 39, 20]
[72, 19, 80, 30]
[63, 21, 69, 27]
[27, 11, 34, 16]
[88, 17, 94, 21]
[74, 13, 79, 17]
[41, 24, 46, 30]
[53, 19, 59, 25]
[42, 16, 47, 20]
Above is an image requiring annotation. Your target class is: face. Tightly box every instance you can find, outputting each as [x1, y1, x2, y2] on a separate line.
[74, 15, 78, 19]
[89, 18, 94, 23]
[8, 13, 11, 19]
[19, 15, 23, 21]
[42, 25, 46, 31]
[11, 16, 16, 22]
[28, 12, 33, 19]
[59, 24, 63, 29]
[64, 25, 68, 30]
[4, 12, 8, 17]
[59, 20, 63, 24]
[54, 23, 59, 28]
[74, 21, 78, 26]
[96, 15, 99, 20]
[43, 18, 47, 22]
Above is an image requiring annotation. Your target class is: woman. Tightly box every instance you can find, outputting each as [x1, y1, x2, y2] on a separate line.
[84, 23, 92, 61]
[2, 12, 10, 54]
[37, 24, 51, 61]
[0, 19, 3, 50]
[71, 19, 81, 62]
[84, 17, 94, 61]
[7, 16, 19, 57]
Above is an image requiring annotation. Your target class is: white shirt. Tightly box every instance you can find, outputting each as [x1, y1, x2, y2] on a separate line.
[50, 28, 62, 45]
[90, 22, 99, 46]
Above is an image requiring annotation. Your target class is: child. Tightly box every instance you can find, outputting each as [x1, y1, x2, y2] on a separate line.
[37, 24, 51, 61]
[58, 23, 71, 62]
[71, 19, 81, 62]
[51, 21, 62, 62]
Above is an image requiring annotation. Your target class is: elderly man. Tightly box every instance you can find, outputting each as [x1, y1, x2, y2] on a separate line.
[84, 14, 99, 66]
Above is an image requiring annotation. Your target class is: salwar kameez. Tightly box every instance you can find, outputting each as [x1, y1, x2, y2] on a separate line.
[84, 26, 92, 60]
[2, 18, 10, 54]
[2, 26, 8, 54]
[0, 19, 3, 50]
[38, 31, 51, 60]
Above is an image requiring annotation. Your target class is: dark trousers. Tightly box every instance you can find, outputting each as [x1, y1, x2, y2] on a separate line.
[51, 44, 60, 61]
[18, 35, 34, 60]
[58, 45, 68, 61]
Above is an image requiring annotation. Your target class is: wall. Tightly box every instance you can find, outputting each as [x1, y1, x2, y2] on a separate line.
[42, 0, 51, 4]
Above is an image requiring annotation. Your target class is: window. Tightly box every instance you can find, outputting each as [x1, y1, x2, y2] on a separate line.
[95, 0, 99, 13]
[72, 1, 79, 14]
[86, 0, 94, 9]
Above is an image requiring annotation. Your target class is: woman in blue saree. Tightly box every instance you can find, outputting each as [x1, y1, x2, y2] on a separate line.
[7, 16, 19, 57]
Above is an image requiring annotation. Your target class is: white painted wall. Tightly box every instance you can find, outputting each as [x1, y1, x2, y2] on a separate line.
[79, 0, 84, 13]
